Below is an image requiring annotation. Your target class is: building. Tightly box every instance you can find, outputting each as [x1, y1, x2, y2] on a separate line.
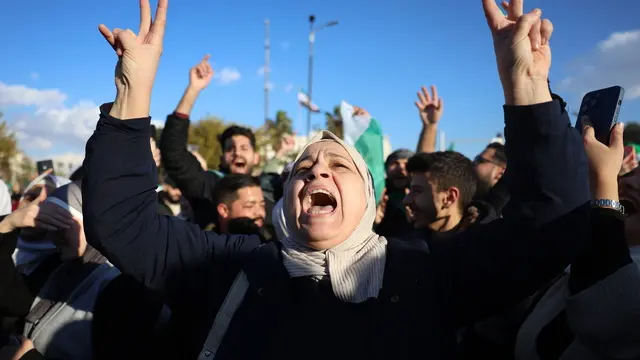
[40, 153, 84, 178]
[8, 151, 33, 186]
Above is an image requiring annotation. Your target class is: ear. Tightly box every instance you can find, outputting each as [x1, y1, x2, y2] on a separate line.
[217, 203, 230, 219]
[444, 187, 460, 209]
[252, 152, 260, 166]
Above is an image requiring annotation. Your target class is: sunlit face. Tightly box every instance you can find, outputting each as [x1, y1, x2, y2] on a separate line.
[474, 148, 505, 191]
[286, 141, 366, 250]
[218, 185, 266, 230]
[221, 135, 260, 175]
[404, 173, 438, 229]
[54, 217, 87, 261]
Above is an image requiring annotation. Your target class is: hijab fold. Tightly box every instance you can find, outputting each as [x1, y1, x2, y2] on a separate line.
[279, 131, 387, 303]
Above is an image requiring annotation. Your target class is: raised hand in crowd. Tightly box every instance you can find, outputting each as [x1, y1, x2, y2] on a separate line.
[619, 146, 638, 176]
[352, 105, 370, 117]
[189, 54, 214, 91]
[415, 85, 443, 153]
[191, 150, 209, 171]
[375, 188, 388, 225]
[483, 0, 553, 105]
[0, 184, 72, 234]
[99, 0, 167, 119]
[415, 85, 444, 126]
[582, 120, 625, 200]
[276, 134, 296, 158]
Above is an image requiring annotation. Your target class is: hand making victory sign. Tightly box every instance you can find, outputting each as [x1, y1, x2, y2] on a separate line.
[98, 0, 168, 120]
[482, 0, 553, 105]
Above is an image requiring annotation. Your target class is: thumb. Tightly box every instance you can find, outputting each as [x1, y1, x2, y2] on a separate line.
[609, 122, 625, 151]
[513, 9, 542, 41]
[582, 125, 597, 147]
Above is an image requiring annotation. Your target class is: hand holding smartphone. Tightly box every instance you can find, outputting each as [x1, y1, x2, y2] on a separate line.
[575, 86, 625, 145]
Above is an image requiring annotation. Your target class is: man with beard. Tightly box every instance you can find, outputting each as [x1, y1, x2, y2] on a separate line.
[473, 142, 507, 198]
[403, 151, 477, 240]
[374, 149, 414, 237]
[159, 56, 279, 229]
[157, 175, 193, 222]
[212, 174, 273, 242]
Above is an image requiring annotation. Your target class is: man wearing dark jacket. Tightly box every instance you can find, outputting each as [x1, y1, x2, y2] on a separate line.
[159, 55, 279, 229]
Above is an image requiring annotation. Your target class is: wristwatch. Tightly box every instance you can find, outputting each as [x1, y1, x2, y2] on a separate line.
[591, 199, 625, 214]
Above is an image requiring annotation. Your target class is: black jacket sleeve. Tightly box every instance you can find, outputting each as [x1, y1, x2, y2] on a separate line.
[568, 207, 631, 294]
[82, 104, 261, 307]
[432, 100, 591, 327]
[159, 113, 220, 201]
[0, 223, 35, 318]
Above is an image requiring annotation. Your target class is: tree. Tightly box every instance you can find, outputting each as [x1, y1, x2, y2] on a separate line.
[256, 111, 293, 152]
[18, 156, 34, 187]
[0, 113, 18, 180]
[188, 116, 227, 170]
[255, 110, 294, 167]
[325, 105, 343, 139]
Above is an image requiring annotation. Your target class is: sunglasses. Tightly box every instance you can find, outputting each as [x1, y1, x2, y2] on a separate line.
[473, 155, 504, 167]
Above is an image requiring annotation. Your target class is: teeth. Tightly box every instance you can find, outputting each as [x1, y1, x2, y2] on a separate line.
[308, 188, 333, 198]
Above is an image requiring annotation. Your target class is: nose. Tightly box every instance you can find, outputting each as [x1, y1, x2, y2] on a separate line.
[305, 164, 331, 181]
[256, 206, 266, 220]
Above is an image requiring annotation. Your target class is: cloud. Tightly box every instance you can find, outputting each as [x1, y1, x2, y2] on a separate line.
[558, 30, 640, 101]
[215, 67, 241, 85]
[284, 83, 294, 93]
[0, 82, 99, 152]
[30, 72, 39, 80]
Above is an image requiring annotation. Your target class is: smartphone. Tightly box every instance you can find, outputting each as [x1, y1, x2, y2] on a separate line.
[36, 159, 54, 175]
[575, 86, 625, 145]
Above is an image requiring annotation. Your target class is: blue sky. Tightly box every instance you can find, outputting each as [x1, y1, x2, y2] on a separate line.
[0, 0, 638, 160]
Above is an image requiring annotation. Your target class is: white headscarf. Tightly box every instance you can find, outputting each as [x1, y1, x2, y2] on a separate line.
[279, 130, 387, 303]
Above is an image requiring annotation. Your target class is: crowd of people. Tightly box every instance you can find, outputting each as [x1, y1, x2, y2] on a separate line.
[1, 0, 639, 359]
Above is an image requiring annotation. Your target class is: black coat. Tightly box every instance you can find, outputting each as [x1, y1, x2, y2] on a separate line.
[82, 100, 590, 359]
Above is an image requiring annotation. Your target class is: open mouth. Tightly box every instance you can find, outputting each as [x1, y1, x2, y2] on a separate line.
[233, 160, 247, 170]
[304, 188, 338, 215]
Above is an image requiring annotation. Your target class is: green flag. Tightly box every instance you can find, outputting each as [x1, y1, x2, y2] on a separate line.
[340, 101, 385, 204]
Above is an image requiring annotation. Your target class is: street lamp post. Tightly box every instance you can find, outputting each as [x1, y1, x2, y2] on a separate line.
[306, 16, 338, 137]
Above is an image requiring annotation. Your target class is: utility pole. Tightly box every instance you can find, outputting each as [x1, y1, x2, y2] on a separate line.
[264, 19, 270, 124]
[306, 15, 315, 137]
[305, 16, 339, 137]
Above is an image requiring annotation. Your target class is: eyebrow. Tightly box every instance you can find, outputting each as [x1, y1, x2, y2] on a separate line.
[297, 151, 353, 165]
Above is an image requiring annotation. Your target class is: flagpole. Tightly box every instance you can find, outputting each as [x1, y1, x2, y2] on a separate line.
[439, 131, 446, 151]
[264, 19, 270, 124]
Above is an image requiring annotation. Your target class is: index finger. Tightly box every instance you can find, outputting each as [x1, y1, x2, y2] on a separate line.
[482, 0, 504, 29]
[150, 0, 168, 40]
[139, 0, 152, 36]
